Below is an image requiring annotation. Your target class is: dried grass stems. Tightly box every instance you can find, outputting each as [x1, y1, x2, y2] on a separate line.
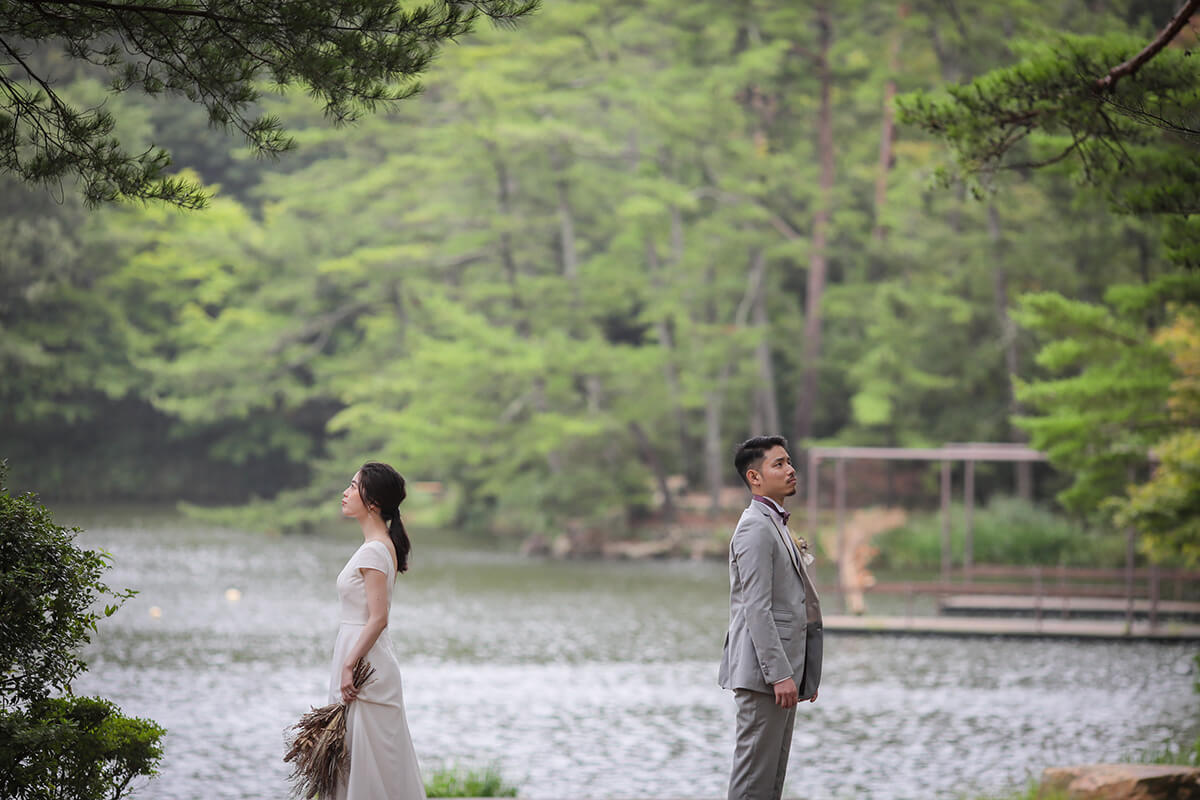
[284, 658, 376, 799]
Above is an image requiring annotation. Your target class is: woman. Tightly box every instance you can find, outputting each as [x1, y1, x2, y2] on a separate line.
[330, 461, 426, 800]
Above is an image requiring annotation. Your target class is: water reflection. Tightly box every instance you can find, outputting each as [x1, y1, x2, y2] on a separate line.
[69, 514, 1198, 800]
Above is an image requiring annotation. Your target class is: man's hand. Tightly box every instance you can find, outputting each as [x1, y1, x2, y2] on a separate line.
[805, 688, 819, 703]
[773, 677, 798, 708]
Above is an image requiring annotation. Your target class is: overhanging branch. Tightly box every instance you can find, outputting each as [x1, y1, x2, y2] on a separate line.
[1095, 0, 1200, 92]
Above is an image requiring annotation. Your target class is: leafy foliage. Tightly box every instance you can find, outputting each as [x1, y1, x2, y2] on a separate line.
[872, 497, 1126, 570]
[901, 6, 1200, 563]
[0, 0, 538, 206]
[0, 697, 166, 800]
[896, 30, 1200, 197]
[0, 462, 164, 799]
[1012, 287, 1178, 514]
[3, 1, 1196, 551]
[1113, 307, 1200, 565]
[424, 764, 519, 798]
[0, 463, 133, 703]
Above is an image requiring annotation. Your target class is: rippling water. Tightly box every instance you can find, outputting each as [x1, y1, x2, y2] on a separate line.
[67, 511, 1198, 800]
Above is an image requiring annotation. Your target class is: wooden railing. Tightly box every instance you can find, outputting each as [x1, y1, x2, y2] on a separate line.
[823, 564, 1200, 629]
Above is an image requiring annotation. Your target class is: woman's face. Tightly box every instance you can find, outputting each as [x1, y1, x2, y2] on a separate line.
[341, 471, 370, 519]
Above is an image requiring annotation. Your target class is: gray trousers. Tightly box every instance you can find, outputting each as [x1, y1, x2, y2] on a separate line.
[728, 688, 796, 800]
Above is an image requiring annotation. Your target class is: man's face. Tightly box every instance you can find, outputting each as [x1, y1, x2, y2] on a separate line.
[750, 445, 797, 501]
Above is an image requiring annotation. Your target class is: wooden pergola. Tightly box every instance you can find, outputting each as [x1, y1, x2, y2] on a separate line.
[804, 443, 1048, 585]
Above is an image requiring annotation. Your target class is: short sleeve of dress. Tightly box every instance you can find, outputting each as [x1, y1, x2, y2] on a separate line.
[355, 541, 393, 576]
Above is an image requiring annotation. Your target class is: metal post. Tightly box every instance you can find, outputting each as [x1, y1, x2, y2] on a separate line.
[964, 460, 975, 583]
[1150, 564, 1160, 630]
[1058, 564, 1068, 619]
[835, 459, 847, 610]
[1125, 526, 1136, 633]
[1017, 460, 1033, 501]
[1034, 566, 1043, 627]
[940, 460, 952, 585]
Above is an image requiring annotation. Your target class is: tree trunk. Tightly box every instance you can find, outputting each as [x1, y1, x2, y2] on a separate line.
[556, 170, 602, 413]
[487, 142, 528, 335]
[873, 5, 907, 242]
[793, 2, 834, 442]
[630, 421, 676, 521]
[749, 247, 781, 434]
[989, 204, 1020, 425]
[988, 203, 1033, 499]
[646, 235, 690, 470]
[704, 387, 725, 516]
[490, 142, 561, 475]
[557, 177, 579, 286]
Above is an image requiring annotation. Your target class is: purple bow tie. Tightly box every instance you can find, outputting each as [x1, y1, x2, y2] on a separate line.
[753, 496, 789, 526]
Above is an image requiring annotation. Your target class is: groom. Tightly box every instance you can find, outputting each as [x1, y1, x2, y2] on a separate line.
[719, 435, 823, 800]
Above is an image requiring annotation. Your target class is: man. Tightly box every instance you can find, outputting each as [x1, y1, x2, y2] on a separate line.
[719, 435, 823, 800]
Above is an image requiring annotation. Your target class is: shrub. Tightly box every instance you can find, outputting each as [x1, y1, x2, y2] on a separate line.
[0, 462, 165, 799]
[0, 697, 165, 800]
[873, 497, 1127, 570]
[425, 764, 519, 797]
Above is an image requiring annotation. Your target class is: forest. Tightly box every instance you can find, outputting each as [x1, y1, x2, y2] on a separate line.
[2, 0, 1197, 565]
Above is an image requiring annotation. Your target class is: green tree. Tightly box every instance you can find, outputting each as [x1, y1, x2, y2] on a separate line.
[0, 462, 165, 798]
[1113, 307, 1200, 565]
[1, 0, 537, 206]
[899, 1, 1200, 559]
[1012, 284, 1183, 514]
[8, 0, 1185, 541]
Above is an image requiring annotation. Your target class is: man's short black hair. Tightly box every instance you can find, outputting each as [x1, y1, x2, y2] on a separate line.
[734, 435, 789, 490]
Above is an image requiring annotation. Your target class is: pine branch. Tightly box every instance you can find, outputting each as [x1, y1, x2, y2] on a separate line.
[1095, 0, 1200, 92]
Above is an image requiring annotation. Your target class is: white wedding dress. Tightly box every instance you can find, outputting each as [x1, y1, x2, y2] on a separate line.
[327, 540, 426, 800]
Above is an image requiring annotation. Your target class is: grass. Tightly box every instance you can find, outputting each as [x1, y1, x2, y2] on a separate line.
[1141, 739, 1200, 766]
[424, 764, 519, 798]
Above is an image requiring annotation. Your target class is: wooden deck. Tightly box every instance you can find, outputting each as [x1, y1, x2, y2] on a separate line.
[824, 613, 1200, 641]
[937, 594, 1200, 621]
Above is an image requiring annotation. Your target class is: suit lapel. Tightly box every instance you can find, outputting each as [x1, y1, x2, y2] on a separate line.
[762, 509, 803, 578]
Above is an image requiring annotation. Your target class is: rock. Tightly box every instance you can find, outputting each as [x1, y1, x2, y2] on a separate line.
[603, 538, 679, 559]
[1040, 763, 1200, 800]
[550, 534, 573, 559]
[547, 522, 607, 558]
[690, 537, 728, 561]
[520, 534, 550, 557]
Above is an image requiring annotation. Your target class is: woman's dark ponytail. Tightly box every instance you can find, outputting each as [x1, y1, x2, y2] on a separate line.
[357, 461, 411, 574]
[381, 508, 411, 574]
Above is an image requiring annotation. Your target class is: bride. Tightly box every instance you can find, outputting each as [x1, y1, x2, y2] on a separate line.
[329, 461, 426, 799]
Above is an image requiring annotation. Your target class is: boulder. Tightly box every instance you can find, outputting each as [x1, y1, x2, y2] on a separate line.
[519, 533, 551, 557]
[1040, 763, 1200, 800]
[603, 537, 680, 559]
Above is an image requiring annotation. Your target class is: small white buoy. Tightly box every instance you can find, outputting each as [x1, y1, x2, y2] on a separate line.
[224, 588, 242, 603]
[149, 606, 162, 618]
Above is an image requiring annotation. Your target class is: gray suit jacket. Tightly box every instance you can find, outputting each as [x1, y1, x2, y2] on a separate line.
[718, 502, 823, 698]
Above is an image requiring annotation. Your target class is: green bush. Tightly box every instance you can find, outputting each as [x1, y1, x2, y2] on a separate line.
[424, 764, 519, 797]
[873, 497, 1128, 570]
[1141, 737, 1200, 767]
[0, 697, 165, 800]
[0, 462, 165, 799]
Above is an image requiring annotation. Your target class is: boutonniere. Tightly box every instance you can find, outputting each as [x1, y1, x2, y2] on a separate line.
[795, 536, 815, 567]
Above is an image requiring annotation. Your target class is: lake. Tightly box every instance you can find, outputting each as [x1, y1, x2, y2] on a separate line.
[67, 510, 1198, 800]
